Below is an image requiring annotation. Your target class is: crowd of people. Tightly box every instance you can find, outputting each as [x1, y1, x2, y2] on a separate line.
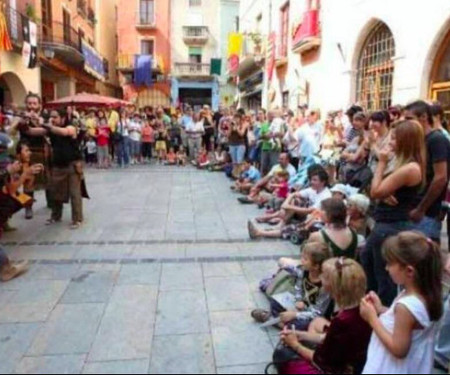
[213, 101, 450, 374]
[0, 92, 449, 373]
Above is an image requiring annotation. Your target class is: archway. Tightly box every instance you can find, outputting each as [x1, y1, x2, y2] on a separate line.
[0, 72, 27, 107]
[353, 21, 396, 111]
[428, 26, 450, 122]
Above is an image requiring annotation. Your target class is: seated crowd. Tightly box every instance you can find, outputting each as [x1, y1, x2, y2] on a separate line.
[216, 101, 450, 374]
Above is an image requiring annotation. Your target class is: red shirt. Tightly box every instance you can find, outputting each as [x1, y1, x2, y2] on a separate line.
[97, 125, 110, 147]
[277, 182, 289, 199]
[142, 126, 154, 143]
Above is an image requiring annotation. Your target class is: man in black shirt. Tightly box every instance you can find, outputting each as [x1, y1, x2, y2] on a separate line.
[405, 100, 450, 242]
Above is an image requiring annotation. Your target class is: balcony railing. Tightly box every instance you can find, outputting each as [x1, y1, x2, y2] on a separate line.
[4, 4, 28, 49]
[41, 21, 81, 52]
[183, 26, 209, 44]
[136, 11, 156, 28]
[174, 62, 210, 76]
[292, 9, 321, 54]
[117, 54, 160, 71]
[77, 0, 87, 16]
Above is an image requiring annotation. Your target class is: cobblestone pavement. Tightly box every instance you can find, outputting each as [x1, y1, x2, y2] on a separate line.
[0, 166, 298, 374]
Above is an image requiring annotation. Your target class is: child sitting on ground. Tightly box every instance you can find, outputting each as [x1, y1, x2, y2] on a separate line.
[177, 146, 187, 166]
[361, 232, 443, 374]
[279, 258, 372, 374]
[194, 147, 210, 169]
[252, 242, 331, 331]
[166, 147, 177, 166]
[232, 159, 261, 194]
[265, 170, 291, 212]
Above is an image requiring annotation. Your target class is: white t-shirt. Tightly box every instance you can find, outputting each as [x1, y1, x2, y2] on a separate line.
[128, 120, 142, 142]
[268, 163, 297, 179]
[363, 293, 437, 375]
[270, 117, 286, 134]
[86, 141, 97, 155]
[186, 121, 205, 139]
[295, 126, 319, 158]
[299, 187, 332, 209]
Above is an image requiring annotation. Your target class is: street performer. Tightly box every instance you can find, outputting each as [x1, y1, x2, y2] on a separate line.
[11, 93, 51, 219]
[23, 109, 85, 230]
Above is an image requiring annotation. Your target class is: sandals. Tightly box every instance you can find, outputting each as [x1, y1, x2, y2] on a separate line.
[238, 197, 254, 205]
[46, 219, 61, 226]
[70, 222, 82, 230]
[251, 309, 271, 323]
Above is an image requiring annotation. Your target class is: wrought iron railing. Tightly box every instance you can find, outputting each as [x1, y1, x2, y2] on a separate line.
[174, 62, 210, 76]
[41, 21, 81, 52]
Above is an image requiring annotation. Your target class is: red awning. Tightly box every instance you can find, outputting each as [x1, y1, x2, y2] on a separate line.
[46, 93, 131, 109]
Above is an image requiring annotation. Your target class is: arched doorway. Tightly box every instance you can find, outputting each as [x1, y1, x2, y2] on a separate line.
[0, 72, 27, 107]
[355, 22, 396, 111]
[430, 28, 450, 122]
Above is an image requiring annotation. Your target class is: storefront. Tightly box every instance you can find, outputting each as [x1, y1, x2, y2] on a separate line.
[238, 71, 264, 110]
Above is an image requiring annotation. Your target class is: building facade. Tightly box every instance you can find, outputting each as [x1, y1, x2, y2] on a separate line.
[0, 0, 41, 106]
[237, 0, 450, 119]
[0, 0, 120, 107]
[117, 0, 171, 108]
[171, 0, 239, 111]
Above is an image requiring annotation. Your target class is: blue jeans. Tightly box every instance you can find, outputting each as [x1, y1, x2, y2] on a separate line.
[229, 145, 246, 164]
[116, 138, 130, 167]
[361, 221, 414, 306]
[413, 216, 442, 243]
[436, 296, 450, 369]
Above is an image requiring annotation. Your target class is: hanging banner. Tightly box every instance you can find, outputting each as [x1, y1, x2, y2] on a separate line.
[21, 18, 37, 68]
[227, 33, 243, 75]
[82, 41, 106, 81]
[267, 32, 276, 81]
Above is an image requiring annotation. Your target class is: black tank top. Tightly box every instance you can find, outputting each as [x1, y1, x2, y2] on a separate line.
[50, 131, 81, 168]
[374, 183, 421, 223]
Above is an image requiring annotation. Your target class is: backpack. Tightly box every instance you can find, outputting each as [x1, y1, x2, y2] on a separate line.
[265, 342, 306, 375]
[260, 268, 298, 297]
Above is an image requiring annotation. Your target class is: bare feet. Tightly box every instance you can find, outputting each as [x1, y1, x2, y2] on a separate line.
[0, 261, 29, 282]
[248, 220, 260, 239]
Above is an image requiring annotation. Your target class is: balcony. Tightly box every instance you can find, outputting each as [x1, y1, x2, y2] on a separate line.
[292, 9, 321, 54]
[77, 0, 87, 17]
[236, 34, 265, 77]
[116, 54, 162, 73]
[174, 62, 211, 77]
[183, 26, 209, 45]
[4, 4, 28, 51]
[136, 12, 156, 29]
[40, 21, 84, 65]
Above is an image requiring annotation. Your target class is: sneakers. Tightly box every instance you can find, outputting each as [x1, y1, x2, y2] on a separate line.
[0, 261, 29, 282]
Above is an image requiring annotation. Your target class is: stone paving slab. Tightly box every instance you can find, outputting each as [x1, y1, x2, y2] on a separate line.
[149, 334, 215, 374]
[0, 167, 309, 373]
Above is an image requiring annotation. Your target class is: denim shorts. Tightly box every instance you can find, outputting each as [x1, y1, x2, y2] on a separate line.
[413, 216, 442, 242]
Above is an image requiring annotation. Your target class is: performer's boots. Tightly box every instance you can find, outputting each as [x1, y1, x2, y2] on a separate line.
[0, 261, 29, 282]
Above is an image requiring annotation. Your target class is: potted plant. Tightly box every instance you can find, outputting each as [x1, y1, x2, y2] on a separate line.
[25, 3, 39, 23]
[248, 32, 262, 54]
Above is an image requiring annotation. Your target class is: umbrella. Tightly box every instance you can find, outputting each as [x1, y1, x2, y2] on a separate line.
[45, 93, 131, 109]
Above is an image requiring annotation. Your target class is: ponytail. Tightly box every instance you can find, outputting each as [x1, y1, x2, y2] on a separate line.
[383, 231, 443, 321]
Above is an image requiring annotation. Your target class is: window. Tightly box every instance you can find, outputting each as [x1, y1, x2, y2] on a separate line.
[140, 0, 154, 24]
[356, 22, 395, 111]
[62, 8, 71, 45]
[189, 47, 202, 64]
[280, 3, 289, 57]
[141, 39, 155, 55]
[189, 0, 201, 6]
[78, 27, 85, 50]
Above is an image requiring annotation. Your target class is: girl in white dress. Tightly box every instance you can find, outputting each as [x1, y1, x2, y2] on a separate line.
[360, 231, 443, 374]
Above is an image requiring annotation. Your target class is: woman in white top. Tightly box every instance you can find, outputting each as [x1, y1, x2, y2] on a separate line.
[360, 231, 443, 374]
